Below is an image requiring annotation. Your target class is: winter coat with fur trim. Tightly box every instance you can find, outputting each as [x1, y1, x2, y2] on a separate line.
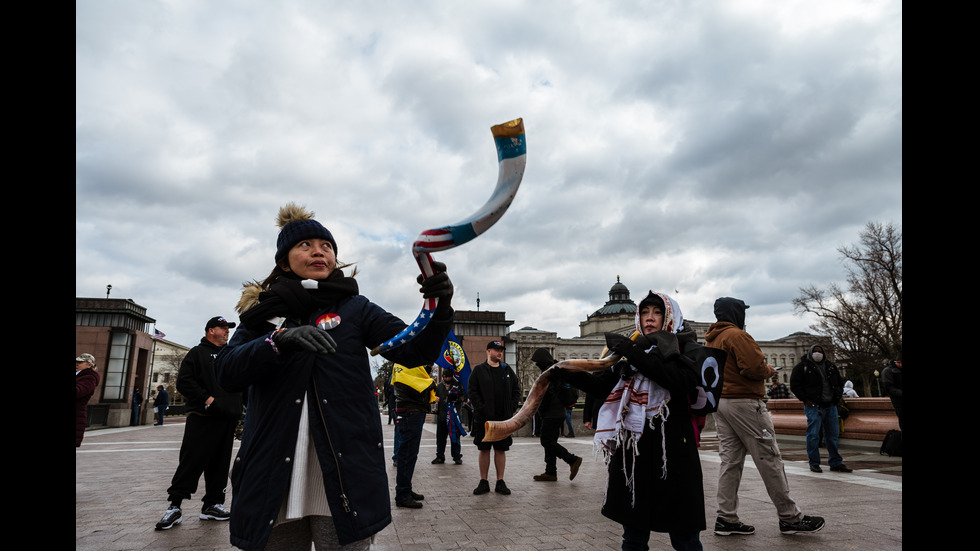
[214, 287, 451, 550]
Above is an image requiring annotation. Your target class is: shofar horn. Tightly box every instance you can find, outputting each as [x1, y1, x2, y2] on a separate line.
[482, 331, 640, 442]
[371, 118, 526, 356]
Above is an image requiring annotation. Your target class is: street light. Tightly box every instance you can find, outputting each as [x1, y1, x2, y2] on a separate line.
[873, 369, 881, 397]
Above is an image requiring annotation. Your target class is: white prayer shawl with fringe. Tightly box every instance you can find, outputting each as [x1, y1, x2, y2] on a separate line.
[593, 290, 683, 507]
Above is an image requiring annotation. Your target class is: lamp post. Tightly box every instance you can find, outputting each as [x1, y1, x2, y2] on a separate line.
[873, 369, 881, 397]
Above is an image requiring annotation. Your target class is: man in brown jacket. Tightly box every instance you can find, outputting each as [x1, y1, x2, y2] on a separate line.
[705, 297, 825, 536]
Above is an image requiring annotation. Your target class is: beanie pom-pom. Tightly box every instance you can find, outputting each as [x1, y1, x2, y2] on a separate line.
[276, 202, 315, 229]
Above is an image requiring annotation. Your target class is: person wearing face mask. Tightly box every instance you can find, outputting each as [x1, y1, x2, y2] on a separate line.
[557, 291, 706, 551]
[213, 203, 454, 551]
[790, 345, 852, 474]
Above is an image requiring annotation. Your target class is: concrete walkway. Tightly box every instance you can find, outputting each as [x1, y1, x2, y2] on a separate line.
[76, 414, 901, 550]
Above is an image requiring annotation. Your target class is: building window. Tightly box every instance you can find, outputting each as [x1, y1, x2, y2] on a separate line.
[103, 330, 132, 401]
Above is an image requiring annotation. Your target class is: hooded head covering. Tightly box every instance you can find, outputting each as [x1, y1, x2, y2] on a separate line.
[713, 297, 749, 329]
[530, 348, 557, 371]
[636, 291, 684, 335]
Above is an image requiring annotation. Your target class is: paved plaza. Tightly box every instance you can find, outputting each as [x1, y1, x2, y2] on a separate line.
[76, 414, 901, 550]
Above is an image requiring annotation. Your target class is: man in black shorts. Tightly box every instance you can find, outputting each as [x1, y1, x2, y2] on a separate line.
[468, 340, 522, 495]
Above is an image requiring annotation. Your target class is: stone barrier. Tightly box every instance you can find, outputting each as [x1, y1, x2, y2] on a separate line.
[767, 397, 899, 440]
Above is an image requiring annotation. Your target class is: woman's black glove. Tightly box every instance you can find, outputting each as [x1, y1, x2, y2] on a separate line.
[606, 332, 635, 358]
[418, 261, 453, 314]
[273, 326, 337, 354]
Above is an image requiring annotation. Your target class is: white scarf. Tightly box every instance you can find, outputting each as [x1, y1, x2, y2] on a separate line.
[594, 291, 682, 506]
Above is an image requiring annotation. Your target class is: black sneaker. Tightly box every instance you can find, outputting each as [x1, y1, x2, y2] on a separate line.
[830, 464, 853, 473]
[494, 480, 511, 495]
[200, 503, 231, 521]
[155, 506, 182, 530]
[411, 491, 424, 501]
[473, 479, 491, 495]
[569, 456, 583, 480]
[779, 515, 826, 534]
[396, 498, 423, 509]
[453, 458, 463, 465]
[714, 517, 755, 536]
[809, 465, 823, 473]
[431, 457, 445, 464]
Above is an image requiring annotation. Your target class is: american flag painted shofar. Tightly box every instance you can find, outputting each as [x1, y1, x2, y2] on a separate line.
[370, 118, 526, 356]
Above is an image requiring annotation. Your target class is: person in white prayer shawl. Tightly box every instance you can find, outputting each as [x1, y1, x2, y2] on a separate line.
[556, 291, 706, 551]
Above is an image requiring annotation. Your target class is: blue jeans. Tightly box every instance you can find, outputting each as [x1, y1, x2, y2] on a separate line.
[622, 525, 702, 551]
[804, 404, 843, 467]
[394, 410, 426, 503]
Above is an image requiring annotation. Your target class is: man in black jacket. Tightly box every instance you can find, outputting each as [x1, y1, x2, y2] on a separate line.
[155, 316, 243, 530]
[881, 355, 902, 429]
[529, 348, 582, 482]
[790, 345, 852, 474]
[468, 340, 521, 496]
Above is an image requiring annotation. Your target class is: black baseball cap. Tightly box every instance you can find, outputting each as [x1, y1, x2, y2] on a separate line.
[487, 340, 505, 350]
[206, 316, 237, 330]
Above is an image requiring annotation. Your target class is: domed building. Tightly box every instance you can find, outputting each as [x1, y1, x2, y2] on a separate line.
[506, 278, 641, 396]
[579, 276, 637, 338]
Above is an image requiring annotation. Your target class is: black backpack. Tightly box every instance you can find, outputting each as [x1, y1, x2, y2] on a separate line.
[880, 429, 902, 457]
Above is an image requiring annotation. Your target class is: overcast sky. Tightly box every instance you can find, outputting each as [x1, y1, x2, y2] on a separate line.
[76, 0, 902, 351]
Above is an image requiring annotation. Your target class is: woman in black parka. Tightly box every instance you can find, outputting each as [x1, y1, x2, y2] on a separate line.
[214, 203, 453, 550]
[561, 290, 705, 551]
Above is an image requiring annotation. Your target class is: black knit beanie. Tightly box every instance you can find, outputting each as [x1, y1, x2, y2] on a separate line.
[274, 203, 338, 264]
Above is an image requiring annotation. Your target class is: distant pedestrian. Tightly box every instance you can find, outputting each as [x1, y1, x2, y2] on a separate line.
[706, 297, 825, 536]
[767, 378, 791, 399]
[790, 345, 852, 474]
[529, 348, 582, 483]
[432, 370, 466, 465]
[563, 403, 576, 437]
[153, 385, 169, 426]
[842, 380, 859, 398]
[76, 353, 101, 447]
[881, 355, 902, 429]
[131, 387, 144, 426]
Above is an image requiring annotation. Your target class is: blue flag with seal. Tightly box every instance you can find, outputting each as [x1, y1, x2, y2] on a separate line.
[435, 330, 471, 393]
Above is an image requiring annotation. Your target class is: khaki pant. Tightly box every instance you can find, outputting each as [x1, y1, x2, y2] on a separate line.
[714, 398, 803, 523]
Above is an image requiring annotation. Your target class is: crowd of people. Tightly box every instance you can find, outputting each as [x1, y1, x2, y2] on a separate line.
[76, 202, 900, 551]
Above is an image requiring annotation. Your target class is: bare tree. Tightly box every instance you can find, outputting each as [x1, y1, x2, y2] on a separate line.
[793, 221, 902, 396]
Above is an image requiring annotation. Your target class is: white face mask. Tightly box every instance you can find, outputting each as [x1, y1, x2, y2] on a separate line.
[811, 352, 824, 362]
